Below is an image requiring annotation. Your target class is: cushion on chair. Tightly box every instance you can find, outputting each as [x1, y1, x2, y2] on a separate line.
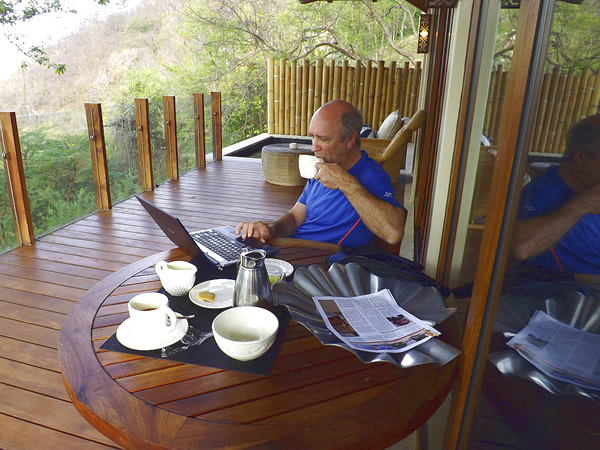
[360, 125, 377, 139]
[377, 110, 403, 139]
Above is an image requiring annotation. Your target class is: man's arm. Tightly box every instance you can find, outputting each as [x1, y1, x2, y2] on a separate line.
[512, 185, 600, 260]
[315, 163, 406, 245]
[236, 202, 307, 243]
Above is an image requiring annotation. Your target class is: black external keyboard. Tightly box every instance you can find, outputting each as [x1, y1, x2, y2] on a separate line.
[192, 229, 242, 261]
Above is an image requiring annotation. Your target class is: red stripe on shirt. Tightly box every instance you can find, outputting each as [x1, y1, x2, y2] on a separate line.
[337, 218, 362, 245]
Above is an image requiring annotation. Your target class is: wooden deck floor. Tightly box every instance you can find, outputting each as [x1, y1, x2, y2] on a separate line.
[0, 156, 526, 449]
[0, 157, 307, 448]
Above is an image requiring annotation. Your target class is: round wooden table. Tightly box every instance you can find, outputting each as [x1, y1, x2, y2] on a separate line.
[59, 242, 459, 449]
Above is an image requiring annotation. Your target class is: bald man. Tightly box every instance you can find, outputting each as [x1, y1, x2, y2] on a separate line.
[237, 100, 407, 248]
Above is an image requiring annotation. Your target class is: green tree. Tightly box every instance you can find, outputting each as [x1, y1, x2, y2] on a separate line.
[495, 0, 600, 72]
[171, 0, 422, 143]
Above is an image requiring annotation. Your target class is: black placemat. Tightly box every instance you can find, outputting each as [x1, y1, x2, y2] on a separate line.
[100, 255, 290, 376]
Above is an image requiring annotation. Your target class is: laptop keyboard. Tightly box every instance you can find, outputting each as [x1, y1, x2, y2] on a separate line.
[191, 229, 243, 261]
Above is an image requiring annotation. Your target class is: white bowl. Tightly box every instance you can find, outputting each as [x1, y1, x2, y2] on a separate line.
[212, 306, 279, 361]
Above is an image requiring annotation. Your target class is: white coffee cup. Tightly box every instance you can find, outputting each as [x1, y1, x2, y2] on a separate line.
[128, 292, 177, 338]
[155, 260, 197, 296]
[298, 154, 323, 179]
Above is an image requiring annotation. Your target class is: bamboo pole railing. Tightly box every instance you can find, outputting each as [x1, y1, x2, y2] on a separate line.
[484, 66, 600, 153]
[267, 58, 422, 135]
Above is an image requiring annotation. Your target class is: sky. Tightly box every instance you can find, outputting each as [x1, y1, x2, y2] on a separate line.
[0, 0, 142, 80]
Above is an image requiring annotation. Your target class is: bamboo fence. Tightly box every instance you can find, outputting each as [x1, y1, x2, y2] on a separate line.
[267, 58, 422, 136]
[268, 59, 600, 155]
[484, 66, 600, 154]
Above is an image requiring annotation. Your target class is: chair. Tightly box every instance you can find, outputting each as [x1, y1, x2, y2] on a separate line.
[362, 109, 426, 184]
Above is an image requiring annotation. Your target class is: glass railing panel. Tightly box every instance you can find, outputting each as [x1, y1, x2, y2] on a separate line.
[16, 110, 97, 238]
[150, 100, 168, 186]
[100, 104, 142, 203]
[176, 96, 196, 175]
[0, 166, 18, 254]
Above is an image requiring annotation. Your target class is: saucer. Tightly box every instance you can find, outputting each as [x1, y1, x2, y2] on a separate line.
[189, 279, 235, 309]
[265, 258, 294, 278]
[116, 318, 189, 351]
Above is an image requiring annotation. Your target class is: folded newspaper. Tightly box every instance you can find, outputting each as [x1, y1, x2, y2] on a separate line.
[507, 310, 600, 391]
[313, 289, 440, 353]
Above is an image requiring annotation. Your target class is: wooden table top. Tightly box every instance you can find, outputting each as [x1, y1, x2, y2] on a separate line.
[59, 242, 459, 449]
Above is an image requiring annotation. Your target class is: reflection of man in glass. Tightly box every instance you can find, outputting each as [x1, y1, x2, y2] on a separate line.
[512, 114, 600, 274]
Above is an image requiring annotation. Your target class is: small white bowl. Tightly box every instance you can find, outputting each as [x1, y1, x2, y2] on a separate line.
[212, 306, 279, 361]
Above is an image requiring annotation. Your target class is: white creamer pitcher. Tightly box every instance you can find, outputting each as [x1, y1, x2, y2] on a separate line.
[155, 260, 197, 296]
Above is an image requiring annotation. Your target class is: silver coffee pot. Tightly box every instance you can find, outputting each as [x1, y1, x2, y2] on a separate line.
[233, 249, 272, 308]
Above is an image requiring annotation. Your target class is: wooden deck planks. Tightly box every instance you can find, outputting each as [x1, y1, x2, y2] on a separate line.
[0, 156, 524, 448]
[0, 157, 302, 448]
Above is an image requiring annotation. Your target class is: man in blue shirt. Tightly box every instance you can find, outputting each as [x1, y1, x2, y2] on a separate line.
[512, 114, 600, 274]
[236, 100, 407, 248]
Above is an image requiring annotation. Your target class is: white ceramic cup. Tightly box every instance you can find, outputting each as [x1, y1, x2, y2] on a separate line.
[298, 154, 323, 179]
[155, 260, 198, 296]
[128, 292, 177, 338]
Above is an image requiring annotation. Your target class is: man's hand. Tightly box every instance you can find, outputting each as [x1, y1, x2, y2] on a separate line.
[235, 221, 273, 243]
[314, 162, 357, 191]
[512, 184, 600, 260]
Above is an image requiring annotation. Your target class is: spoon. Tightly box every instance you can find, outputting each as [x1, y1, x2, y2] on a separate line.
[175, 312, 195, 319]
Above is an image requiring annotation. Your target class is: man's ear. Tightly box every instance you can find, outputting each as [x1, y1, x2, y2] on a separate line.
[346, 130, 358, 149]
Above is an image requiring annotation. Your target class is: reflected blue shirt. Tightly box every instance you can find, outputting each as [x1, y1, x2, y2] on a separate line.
[517, 165, 600, 273]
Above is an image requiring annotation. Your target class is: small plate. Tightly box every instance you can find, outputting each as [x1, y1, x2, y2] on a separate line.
[189, 279, 235, 309]
[116, 318, 189, 351]
[265, 258, 294, 279]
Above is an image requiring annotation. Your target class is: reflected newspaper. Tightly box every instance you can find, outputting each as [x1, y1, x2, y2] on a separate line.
[313, 289, 440, 353]
[507, 310, 600, 391]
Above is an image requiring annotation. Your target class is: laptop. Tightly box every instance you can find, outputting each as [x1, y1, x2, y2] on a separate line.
[135, 195, 277, 269]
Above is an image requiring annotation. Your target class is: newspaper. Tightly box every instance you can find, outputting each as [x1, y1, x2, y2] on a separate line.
[313, 289, 440, 353]
[507, 310, 600, 391]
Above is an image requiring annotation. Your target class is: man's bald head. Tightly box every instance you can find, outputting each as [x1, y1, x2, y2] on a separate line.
[314, 100, 363, 148]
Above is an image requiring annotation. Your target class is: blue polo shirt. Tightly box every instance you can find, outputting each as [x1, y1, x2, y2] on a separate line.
[291, 150, 403, 247]
[517, 165, 600, 273]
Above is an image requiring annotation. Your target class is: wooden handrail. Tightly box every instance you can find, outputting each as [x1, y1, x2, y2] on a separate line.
[134, 98, 154, 191]
[84, 103, 111, 210]
[0, 112, 34, 245]
[163, 95, 179, 180]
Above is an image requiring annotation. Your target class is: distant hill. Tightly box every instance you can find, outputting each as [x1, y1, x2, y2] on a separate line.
[0, 0, 182, 116]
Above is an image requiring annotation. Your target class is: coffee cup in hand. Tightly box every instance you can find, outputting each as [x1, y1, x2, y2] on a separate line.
[128, 292, 177, 338]
[298, 154, 323, 179]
